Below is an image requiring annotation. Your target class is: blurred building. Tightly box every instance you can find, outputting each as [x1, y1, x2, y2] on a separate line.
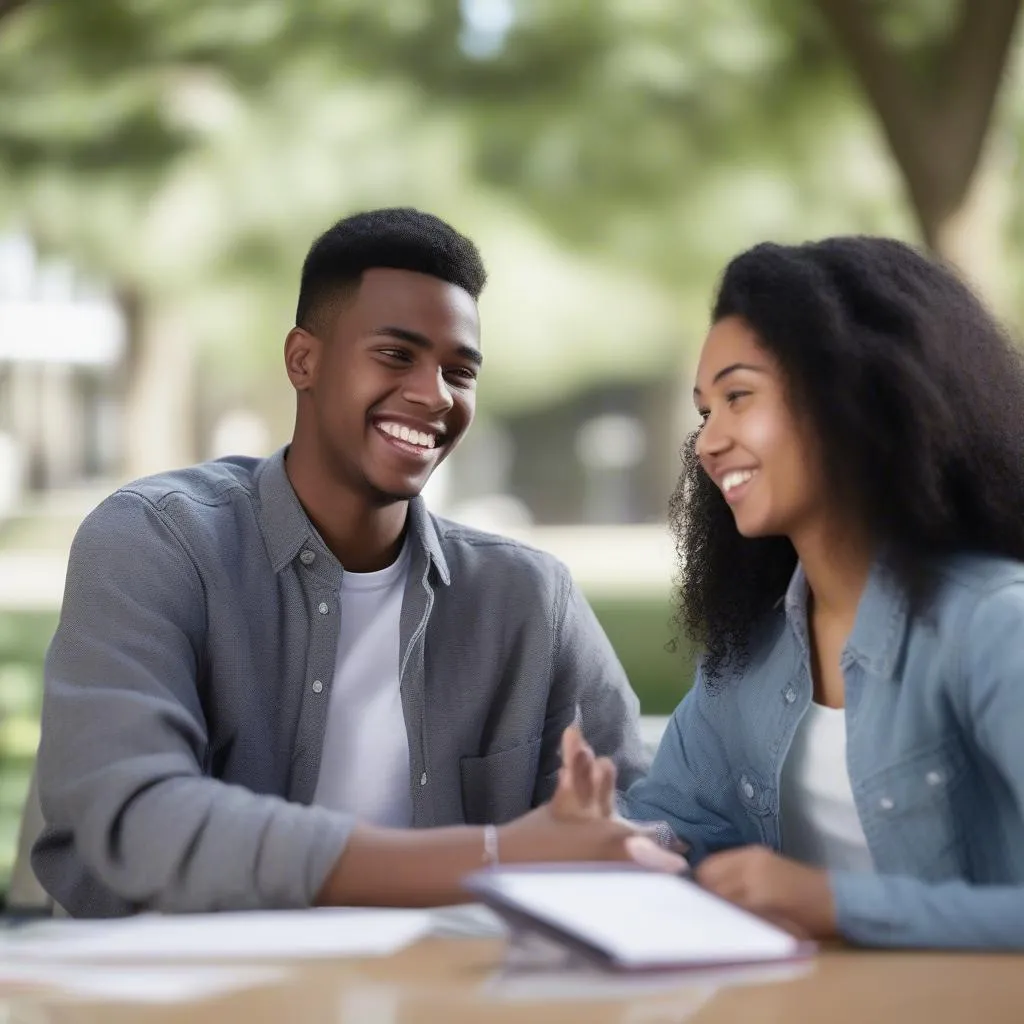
[0, 233, 124, 510]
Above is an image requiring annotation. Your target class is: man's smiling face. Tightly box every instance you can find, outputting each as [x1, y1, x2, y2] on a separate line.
[295, 267, 482, 503]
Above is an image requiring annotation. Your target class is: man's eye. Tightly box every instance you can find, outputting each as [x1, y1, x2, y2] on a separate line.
[446, 367, 478, 385]
[726, 390, 750, 404]
[379, 348, 412, 362]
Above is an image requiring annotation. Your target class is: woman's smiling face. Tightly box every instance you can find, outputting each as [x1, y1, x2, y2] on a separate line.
[693, 315, 825, 540]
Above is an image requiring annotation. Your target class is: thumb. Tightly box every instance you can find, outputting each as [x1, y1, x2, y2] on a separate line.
[625, 836, 689, 874]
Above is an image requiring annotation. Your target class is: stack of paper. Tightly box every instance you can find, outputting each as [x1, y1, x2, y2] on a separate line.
[0, 908, 432, 962]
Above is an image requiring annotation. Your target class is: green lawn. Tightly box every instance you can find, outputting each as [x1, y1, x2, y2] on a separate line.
[0, 597, 693, 895]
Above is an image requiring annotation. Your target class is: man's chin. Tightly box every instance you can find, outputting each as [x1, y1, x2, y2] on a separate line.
[364, 475, 427, 506]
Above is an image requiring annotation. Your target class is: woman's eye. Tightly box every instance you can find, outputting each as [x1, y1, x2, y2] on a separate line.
[726, 390, 750, 405]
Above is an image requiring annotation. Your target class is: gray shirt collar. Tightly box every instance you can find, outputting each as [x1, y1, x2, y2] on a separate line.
[254, 445, 451, 585]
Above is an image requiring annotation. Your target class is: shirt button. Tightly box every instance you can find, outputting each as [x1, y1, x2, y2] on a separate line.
[784, 686, 797, 704]
[741, 777, 755, 800]
[879, 796, 895, 810]
[318, 602, 329, 615]
[300, 550, 315, 566]
[420, 772, 428, 787]
[312, 680, 323, 694]
[925, 770, 944, 786]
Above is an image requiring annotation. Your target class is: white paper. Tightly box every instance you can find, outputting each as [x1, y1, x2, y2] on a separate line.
[1, 907, 432, 962]
[477, 871, 803, 968]
[0, 963, 288, 1004]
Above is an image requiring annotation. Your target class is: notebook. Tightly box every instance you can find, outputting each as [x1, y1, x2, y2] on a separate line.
[464, 865, 816, 973]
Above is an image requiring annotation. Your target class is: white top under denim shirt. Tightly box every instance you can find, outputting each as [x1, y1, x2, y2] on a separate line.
[623, 556, 1024, 950]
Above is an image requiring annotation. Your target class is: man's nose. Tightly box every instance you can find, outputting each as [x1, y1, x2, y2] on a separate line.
[402, 364, 454, 413]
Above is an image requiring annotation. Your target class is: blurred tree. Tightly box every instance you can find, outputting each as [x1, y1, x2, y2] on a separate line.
[286, 0, 1021, 297]
[1, 0, 1020, 484]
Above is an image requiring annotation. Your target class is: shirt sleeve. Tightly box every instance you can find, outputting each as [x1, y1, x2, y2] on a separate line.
[34, 489, 355, 914]
[831, 582, 1024, 949]
[620, 670, 747, 861]
[532, 568, 649, 805]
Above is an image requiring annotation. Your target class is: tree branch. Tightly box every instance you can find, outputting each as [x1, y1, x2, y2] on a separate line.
[0, 0, 31, 27]
[813, 0, 936, 215]
[939, 0, 1023, 197]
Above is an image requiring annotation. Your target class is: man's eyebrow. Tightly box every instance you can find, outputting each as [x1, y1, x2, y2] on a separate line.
[692, 361, 768, 396]
[370, 325, 483, 366]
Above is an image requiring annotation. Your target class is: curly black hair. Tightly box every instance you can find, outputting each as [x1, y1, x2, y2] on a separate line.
[671, 235, 1024, 680]
[296, 207, 487, 335]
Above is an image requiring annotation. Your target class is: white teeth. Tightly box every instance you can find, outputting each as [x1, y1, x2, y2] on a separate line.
[377, 422, 437, 449]
[722, 469, 755, 494]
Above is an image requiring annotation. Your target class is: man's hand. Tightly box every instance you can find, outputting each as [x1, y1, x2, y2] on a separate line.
[695, 846, 837, 938]
[499, 726, 687, 872]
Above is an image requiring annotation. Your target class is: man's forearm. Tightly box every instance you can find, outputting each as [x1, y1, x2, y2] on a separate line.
[315, 823, 492, 907]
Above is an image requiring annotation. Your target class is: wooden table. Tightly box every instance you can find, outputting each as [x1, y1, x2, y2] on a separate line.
[3, 937, 1023, 1022]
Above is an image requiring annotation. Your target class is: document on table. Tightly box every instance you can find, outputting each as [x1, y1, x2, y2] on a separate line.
[465, 867, 815, 972]
[0, 907, 432, 962]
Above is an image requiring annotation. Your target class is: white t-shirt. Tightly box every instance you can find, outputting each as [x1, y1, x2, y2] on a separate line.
[312, 540, 413, 827]
[779, 702, 874, 872]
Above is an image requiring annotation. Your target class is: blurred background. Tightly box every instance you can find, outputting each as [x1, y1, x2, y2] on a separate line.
[1, 0, 1022, 892]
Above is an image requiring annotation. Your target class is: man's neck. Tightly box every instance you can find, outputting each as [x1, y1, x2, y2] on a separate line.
[285, 446, 409, 573]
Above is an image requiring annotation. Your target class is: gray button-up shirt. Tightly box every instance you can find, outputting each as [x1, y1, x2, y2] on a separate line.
[33, 448, 648, 917]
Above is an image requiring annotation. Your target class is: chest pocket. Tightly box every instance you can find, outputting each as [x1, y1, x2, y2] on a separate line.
[459, 738, 543, 825]
[858, 738, 970, 882]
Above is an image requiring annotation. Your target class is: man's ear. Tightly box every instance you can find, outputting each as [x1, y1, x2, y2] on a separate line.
[284, 327, 321, 393]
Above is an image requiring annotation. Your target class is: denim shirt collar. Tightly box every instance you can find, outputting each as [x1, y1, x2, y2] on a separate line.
[254, 445, 451, 585]
[783, 558, 909, 679]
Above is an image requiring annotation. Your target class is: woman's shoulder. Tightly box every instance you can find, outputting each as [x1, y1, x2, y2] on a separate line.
[933, 553, 1024, 607]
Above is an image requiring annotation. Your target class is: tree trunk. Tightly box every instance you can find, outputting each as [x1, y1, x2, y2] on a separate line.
[815, 0, 1022, 307]
[118, 288, 197, 480]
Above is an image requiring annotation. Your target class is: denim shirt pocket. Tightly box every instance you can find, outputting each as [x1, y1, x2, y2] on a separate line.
[858, 738, 969, 881]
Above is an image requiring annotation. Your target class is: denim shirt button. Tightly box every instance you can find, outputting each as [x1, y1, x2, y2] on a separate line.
[300, 549, 315, 566]
[926, 770, 944, 786]
[741, 778, 755, 800]
[879, 796, 895, 810]
[784, 686, 797, 704]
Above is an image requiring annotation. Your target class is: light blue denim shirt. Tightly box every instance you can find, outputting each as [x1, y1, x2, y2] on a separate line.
[623, 554, 1024, 949]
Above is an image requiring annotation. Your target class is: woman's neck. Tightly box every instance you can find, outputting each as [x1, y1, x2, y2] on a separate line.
[791, 516, 874, 624]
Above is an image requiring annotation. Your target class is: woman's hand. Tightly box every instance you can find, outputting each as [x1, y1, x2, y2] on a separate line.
[695, 846, 837, 939]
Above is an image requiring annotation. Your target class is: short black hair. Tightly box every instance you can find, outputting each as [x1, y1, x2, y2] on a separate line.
[295, 207, 487, 334]
[672, 235, 1024, 679]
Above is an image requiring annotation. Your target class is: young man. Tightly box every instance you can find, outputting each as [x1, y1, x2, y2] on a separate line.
[32, 208, 651, 916]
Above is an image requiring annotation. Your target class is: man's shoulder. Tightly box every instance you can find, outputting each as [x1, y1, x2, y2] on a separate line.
[80, 455, 265, 545]
[118, 455, 262, 510]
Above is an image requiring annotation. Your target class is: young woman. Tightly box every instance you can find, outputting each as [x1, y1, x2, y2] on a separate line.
[619, 235, 1024, 949]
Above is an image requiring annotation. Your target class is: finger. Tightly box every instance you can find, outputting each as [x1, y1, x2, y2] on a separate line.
[560, 724, 582, 768]
[596, 757, 616, 817]
[571, 748, 595, 807]
[758, 913, 810, 940]
[625, 836, 688, 873]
